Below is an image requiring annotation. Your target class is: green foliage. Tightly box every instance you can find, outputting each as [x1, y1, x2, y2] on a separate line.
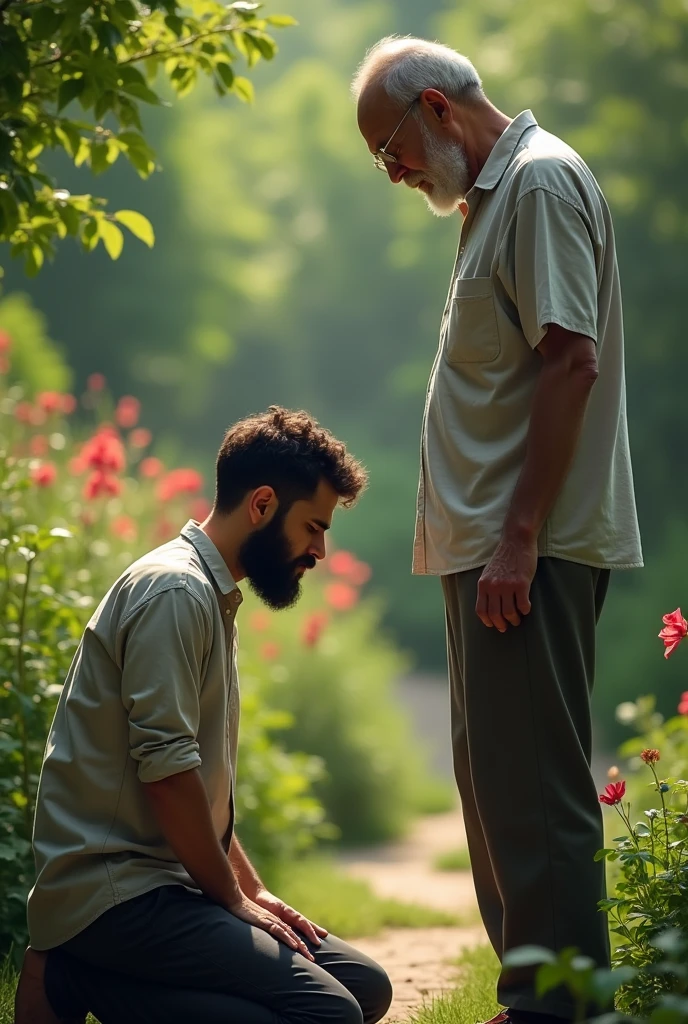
[268, 856, 458, 938]
[0, 293, 71, 393]
[237, 581, 443, 844]
[0, 0, 294, 273]
[434, 847, 472, 873]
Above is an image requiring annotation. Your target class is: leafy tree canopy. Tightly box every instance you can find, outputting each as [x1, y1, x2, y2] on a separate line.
[0, 0, 294, 274]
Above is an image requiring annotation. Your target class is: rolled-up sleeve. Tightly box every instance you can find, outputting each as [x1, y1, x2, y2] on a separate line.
[120, 586, 210, 783]
[498, 186, 600, 349]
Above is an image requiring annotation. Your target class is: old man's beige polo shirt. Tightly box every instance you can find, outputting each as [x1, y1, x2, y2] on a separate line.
[27, 520, 242, 950]
[413, 110, 642, 575]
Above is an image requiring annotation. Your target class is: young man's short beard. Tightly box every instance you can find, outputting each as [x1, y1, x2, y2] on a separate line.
[238, 507, 316, 610]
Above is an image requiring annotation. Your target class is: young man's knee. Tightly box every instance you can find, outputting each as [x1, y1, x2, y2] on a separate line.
[361, 962, 393, 1023]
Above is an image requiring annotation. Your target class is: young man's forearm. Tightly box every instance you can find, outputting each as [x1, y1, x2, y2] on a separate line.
[502, 339, 598, 542]
[143, 766, 242, 911]
[229, 835, 265, 899]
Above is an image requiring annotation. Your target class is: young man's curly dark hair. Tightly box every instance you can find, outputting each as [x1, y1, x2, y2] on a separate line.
[214, 406, 368, 515]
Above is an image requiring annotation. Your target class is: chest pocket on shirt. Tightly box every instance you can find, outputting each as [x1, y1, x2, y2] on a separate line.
[445, 276, 500, 365]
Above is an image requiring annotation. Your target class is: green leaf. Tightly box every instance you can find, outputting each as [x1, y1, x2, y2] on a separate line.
[233, 76, 255, 103]
[100, 220, 124, 259]
[81, 217, 100, 252]
[535, 962, 565, 997]
[30, 7, 63, 41]
[113, 210, 155, 247]
[265, 14, 298, 26]
[216, 62, 235, 89]
[164, 15, 184, 36]
[25, 244, 44, 277]
[503, 946, 557, 969]
[119, 81, 162, 105]
[57, 78, 85, 113]
[90, 141, 110, 176]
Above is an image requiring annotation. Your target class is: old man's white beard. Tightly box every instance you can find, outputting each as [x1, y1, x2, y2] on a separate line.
[408, 120, 471, 217]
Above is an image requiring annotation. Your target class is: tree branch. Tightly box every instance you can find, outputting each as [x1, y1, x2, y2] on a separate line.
[119, 18, 240, 65]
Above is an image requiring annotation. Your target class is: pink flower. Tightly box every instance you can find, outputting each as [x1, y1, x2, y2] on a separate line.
[0, 330, 12, 353]
[30, 435, 49, 457]
[83, 471, 122, 500]
[678, 691, 688, 716]
[87, 373, 106, 392]
[154, 516, 176, 542]
[325, 582, 359, 611]
[111, 515, 138, 543]
[130, 428, 152, 449]
[115, 396, 140, 429]
[14, 402, 46, 426]
[302, 611, 328, 648]
[261, 642, 280, 661]
[156, 468, 203, 502]
[599, 780, 626, 806]
[31, 462, 57, 487]
[659, 608, 688, 659]
[140, 456, 164, 479]
[68, 453, 87, 476]
[61, 394, 77, 415]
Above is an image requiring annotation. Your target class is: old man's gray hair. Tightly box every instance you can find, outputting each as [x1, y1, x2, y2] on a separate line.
[352, 36, 484, 108]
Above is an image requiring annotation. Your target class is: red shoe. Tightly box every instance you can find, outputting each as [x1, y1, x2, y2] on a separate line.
[14, 946, 86, 1024]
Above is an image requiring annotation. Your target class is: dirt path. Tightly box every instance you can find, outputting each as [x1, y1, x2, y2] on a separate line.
[338, 809, 487, 1022]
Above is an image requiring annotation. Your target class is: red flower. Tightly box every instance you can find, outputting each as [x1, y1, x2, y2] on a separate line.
[130, 428, 152, 449]
[261, 642, 280, 661]
[641, 748, 661, 764]
[329, 551, 358, 577]
[302, 611, 329, 648]
[83, 471, 121, 500]
[0, 330, 12, 353]
[37, 391, 64, 415]
[140, 456, 164, 479]
[14, 402, 46, 426]
[31, 462, 57, 487]
[659, 608, 688, 659]
[61, 394, 77, 415]
[329, 550, 372, 587]
[325, 582, 359, 611]
[115, 396, 140, 429]
[678, 691, 688, 716]
[30, 435, 49, 457]
[156, 468, 203, 502]
[154, 516, 176, 542]
[87, 373, 106, 392]
[111, 515, 138, 543]
[599, 780, 626, 806]
[80, 427, 126, 474]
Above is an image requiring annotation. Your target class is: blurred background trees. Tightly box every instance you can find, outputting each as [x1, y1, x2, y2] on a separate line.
[2, 0, 687, 744]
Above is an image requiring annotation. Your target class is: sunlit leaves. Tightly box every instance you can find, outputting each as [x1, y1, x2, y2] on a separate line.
[0, 0, 295, 272]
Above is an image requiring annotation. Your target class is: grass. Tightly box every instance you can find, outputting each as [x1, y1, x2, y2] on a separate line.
[406, 943, 501, 1024]
[271, 855, 461, 937]
[433, 846, 472, 872]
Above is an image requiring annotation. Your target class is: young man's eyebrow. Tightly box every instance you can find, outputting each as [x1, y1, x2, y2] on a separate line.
[313, 519, 331, 531]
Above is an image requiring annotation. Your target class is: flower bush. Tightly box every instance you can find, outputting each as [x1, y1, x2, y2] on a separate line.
[504, 608, 688, 1024]
[0, 334, 438, 962]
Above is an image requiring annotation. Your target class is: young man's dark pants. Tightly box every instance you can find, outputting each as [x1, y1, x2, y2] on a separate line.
[442, 557, 612, 1020]
[45, 884, 392, 1024]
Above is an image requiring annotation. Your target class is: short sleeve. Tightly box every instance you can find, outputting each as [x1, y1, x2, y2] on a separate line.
[498, 187, 599, 349]
[120, 587, 210, 783]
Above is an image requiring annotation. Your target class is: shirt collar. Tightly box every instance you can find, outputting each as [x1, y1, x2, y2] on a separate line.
[472, 110, 538, 192]
[180, 520, 241, 598]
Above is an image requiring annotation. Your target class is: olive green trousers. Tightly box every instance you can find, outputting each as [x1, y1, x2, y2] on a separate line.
[442, 557, 612, 1019]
